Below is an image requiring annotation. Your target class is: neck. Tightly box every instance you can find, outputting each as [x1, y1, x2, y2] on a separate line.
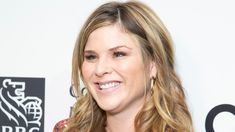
[105, 111, 135, 132]
[105, 101, 145, 132]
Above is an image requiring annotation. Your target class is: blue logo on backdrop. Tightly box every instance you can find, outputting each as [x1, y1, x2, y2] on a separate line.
[0, 77, 45, 132]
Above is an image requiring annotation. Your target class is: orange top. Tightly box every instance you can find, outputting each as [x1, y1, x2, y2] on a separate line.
[53, 118, 70, 132]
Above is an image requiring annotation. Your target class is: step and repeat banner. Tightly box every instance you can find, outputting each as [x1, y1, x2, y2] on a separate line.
[0, 77, 45, 131]
[0, 0, 234, 131]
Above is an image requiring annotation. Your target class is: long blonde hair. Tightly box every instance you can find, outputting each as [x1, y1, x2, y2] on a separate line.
[66, 1, 193, 132]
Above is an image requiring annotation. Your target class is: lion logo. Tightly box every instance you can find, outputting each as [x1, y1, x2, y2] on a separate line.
[0, 79, 43, 127]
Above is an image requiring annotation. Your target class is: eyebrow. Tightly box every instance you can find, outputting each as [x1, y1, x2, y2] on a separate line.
[84, 45, 132, 53]
[108, 45, 132, 51]
[83, 50, 95, 54]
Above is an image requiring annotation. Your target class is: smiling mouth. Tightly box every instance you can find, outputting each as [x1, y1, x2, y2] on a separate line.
[98, 82, 120, 90]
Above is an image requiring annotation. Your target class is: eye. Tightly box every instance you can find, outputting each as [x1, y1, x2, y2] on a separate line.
[113, 51, 126, 58]
[84, 54, 97, 61]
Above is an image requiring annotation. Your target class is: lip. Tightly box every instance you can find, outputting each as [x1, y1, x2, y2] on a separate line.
[94, 80, 122, 93]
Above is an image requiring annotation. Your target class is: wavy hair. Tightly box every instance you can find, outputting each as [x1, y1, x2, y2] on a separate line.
[66, 1, 193, 132]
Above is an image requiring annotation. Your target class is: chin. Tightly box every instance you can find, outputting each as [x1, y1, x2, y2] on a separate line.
[97, 101, 122, 113]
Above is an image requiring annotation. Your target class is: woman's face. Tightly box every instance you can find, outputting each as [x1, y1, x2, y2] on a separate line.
[82, 24, 154, 114]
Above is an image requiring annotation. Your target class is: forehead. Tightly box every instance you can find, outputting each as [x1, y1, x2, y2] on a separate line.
[85, 24, 140, 50]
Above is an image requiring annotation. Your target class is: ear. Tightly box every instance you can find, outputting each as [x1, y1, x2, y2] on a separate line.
[149, 61, 157, 78]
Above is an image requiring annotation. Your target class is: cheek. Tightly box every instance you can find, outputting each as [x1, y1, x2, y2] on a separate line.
[81, 62, 93, 82]
[115, 61, 135, 74]
[115, 59, 145, 81]
[117, 60, 146, 96]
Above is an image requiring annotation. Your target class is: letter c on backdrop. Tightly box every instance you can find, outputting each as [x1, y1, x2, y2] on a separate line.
[205, 104, 235, 132]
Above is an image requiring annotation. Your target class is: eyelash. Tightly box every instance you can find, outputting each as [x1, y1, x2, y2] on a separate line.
[113, 51, 126, 58]
[84, 55, 97, 60]
[84, 51, 126, 61]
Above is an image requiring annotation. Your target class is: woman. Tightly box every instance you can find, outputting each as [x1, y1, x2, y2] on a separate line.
[54, 1, 193, 132]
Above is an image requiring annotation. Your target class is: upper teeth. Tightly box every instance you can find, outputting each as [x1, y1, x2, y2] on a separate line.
[99, 82, 119, 89]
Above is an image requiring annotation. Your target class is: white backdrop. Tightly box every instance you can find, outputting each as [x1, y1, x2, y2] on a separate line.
[0, 0, 235, 131]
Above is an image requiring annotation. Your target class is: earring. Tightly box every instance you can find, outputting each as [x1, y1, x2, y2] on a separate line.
[150, 77, 156, 94]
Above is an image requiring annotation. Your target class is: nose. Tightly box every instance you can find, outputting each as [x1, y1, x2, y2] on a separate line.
[95, 57, 112, 77]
